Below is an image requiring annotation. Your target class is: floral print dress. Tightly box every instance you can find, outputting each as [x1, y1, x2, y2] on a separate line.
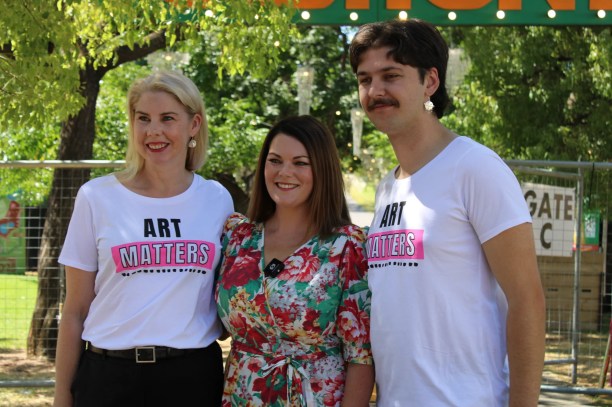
[215, 213, 372, 407]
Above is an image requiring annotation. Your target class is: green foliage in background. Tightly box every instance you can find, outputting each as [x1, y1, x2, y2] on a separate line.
[185, 25, 364, 193]
[0, 0, 298, 130]
[2, 16, 610, 204]
[0, 0, 299, 205]
[444, 26, 611, 162]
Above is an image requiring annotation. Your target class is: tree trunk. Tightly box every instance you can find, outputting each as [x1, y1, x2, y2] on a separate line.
[27, 64, 101, 360]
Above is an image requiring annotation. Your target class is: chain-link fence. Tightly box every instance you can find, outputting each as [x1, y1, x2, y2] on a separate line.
[0, 160, 611, 396]
[507, 160, 611, 396]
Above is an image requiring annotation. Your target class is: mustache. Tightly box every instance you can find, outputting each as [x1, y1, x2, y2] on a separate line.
[367, 97, 399, 111]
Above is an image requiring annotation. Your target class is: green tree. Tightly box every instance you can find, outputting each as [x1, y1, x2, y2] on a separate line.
[444, 26, 611, 161]
[184, 25, 366, 208]
[0, 0, 297, 359]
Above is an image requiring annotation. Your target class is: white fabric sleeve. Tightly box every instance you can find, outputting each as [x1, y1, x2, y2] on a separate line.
[58, 186, 98, 272]
[462, 148, 532, 244]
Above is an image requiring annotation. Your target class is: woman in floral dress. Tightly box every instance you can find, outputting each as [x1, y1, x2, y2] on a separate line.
[216, 115, 374, 406]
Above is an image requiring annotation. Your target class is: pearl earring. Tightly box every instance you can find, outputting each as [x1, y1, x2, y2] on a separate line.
[188, 138, 197, 148]
[424, 99, 434, 112]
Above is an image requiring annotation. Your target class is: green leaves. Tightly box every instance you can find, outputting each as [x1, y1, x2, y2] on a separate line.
[0, 0, 297, 130]
[447, 26, 611, 162]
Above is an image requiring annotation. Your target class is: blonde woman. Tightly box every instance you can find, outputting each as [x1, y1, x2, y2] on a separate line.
[54, 71, 232, 407]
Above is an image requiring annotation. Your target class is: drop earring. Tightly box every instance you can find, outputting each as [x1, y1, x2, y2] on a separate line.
[424, 98, 434, 112]
[188, 138, 197, 148]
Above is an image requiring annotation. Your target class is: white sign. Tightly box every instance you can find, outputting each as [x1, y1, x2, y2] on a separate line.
[522, 182, 575, 257]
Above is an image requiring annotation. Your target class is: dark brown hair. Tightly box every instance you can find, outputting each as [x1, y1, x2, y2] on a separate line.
[247, 115, 350, 237]
[349, 18, 450, 118]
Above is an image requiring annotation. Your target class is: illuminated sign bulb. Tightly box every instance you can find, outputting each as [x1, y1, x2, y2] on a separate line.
[448, 11, 457, 21]
[548, 9, 556, 18]
[597, 10, 606, 18]
[350, 12, 359, 21]
[398, 11, 408, 20]
[496, 10, 505, 19]
[301, 11, 311, 20]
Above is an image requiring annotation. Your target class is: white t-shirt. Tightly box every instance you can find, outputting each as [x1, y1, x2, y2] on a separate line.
[367, 136, 531, 407]
[59, 174, 233, 350]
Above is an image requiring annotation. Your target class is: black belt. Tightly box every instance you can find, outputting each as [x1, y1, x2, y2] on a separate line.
[86, 342, 201, 363]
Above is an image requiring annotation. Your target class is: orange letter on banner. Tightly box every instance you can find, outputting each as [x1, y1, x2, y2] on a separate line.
[387, 0, 412, 9]
[499, 0, 521, 10]
[546, 0, 575, 10]
[428, 0, 491, 9]
[347, 0, 370, 8]
[590, 0, 612, 10]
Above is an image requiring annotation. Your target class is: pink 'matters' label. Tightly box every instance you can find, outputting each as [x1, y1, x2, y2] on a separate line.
[367, 230, 424, 261]
[111, 240, 215, 273]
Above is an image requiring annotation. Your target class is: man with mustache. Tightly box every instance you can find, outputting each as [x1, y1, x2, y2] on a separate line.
[349, 19, 546, 407]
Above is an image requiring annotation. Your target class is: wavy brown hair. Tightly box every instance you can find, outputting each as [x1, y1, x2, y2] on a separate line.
[349, 18, 450, 119]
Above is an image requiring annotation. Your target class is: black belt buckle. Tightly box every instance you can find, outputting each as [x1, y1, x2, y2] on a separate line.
[135, 346, 156, 363]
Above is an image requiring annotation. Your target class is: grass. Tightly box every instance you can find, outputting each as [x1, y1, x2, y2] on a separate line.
[0, 274, 55, 406]
[0, 274, 38, 350]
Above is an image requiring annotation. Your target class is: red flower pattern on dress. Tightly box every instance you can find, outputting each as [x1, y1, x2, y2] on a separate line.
[247, 358, 262, 373]
[221, 252, 260, 290]
[216, 213, 373, 407]
[252, 363, 287, 404]
[281, 247, 320, 282]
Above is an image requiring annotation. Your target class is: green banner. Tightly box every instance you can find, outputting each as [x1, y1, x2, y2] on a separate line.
[573, 210, 602, 252]
[291, 0, 611, 26]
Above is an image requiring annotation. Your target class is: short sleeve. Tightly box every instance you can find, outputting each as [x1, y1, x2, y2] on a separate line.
[461, 149, 531, 243]
[58, 186, 98, 272]
[336, 225, 373, 365]
[221, 212, 247, 254]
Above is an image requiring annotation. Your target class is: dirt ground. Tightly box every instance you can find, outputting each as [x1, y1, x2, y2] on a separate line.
[0, 349, 55, 407]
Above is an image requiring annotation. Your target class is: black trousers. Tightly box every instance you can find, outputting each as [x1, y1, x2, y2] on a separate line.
[72, 341, 223, 407]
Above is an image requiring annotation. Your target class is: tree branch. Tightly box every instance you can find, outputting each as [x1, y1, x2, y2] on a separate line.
[102, 30, 168, 74]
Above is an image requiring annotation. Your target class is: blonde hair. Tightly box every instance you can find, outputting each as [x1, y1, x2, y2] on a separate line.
[116, 71, 208, 181]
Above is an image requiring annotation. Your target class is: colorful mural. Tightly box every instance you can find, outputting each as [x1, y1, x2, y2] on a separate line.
[0, 195, 26, 274]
